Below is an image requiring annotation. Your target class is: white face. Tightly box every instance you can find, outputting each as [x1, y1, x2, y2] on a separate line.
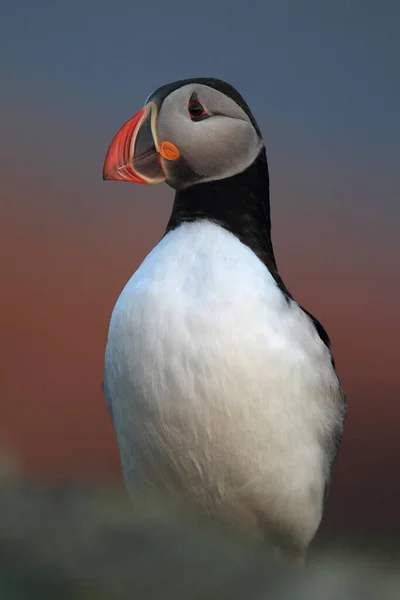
[156, 84, 263, 190]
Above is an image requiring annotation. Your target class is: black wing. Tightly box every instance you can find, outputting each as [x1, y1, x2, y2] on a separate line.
[102, 368, 114, 426]
[300, 304, 336, 367]
[300, 304, 348, 499]
[323, 390, 347, 501]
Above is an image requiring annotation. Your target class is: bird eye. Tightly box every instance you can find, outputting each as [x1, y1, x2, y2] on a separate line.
[188, 92, 208, 121]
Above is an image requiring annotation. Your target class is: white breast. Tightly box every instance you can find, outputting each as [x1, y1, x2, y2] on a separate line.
[105, 220, 341, 549]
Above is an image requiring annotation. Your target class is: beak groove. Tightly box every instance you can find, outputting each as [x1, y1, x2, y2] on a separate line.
[103, 102, 165, 184]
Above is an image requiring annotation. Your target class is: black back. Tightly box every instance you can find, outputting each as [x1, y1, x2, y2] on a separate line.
[166, 147, 335, 363]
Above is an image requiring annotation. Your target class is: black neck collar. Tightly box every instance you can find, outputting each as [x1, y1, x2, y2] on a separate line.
[165, 147, 291, 298]
[164, 148, 334, 355]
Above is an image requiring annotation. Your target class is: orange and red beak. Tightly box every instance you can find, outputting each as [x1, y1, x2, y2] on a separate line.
[103, 102, 180, 185]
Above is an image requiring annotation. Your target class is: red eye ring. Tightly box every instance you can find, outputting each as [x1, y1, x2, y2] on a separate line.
[188, 92, 208, 121]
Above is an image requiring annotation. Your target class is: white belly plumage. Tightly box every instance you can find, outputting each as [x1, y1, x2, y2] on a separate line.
[105, 220, 341, 550]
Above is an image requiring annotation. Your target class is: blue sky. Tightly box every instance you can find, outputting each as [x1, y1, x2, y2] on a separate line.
[1, 1, 399, 237]
[2, 1, 398, 159]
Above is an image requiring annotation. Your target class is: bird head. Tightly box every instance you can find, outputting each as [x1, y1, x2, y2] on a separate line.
[103, 78, 264, 191]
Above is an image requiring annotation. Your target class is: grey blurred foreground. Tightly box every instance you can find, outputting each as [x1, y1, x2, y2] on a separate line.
[0, 466, 399, 599]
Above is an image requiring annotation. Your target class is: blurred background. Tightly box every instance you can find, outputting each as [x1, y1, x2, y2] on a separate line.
[1, 1, 400, 596]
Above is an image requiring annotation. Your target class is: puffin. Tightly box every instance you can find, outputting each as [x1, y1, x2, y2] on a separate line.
[102, 78, 347, 562]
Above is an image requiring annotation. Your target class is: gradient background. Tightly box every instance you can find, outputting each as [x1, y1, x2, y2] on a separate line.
[1, 1, 399, 539]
